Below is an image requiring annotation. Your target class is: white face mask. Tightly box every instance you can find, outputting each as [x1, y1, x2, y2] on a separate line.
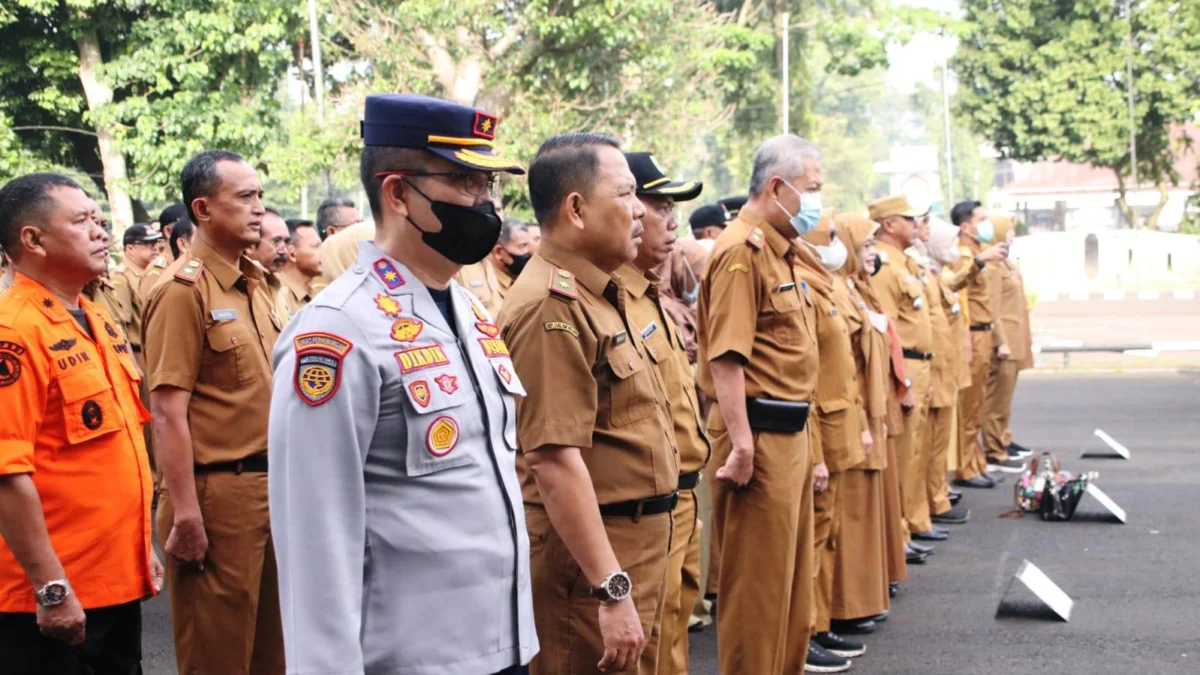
[814, 238, 848, 272]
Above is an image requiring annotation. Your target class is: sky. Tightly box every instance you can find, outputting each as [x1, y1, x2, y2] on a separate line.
[884, 0, 961, 94]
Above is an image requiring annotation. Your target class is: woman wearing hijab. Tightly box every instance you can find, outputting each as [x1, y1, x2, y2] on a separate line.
[982, 215, 1035, 460]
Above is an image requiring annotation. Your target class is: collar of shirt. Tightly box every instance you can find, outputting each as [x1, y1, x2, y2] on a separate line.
[190, 236, 264, 291]
[611, 263, 661, 301]
[738, 209, 795, 260]
[875, 239, 908, 270]
[8, 272, 111, 334]
[959, 233, 981, 254]
[279, 268, 311, 301]
[535, 239, 616, 299]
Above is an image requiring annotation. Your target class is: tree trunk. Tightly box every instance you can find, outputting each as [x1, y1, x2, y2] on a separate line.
[1144, 182, 1170, 231]
[1113, 168, 1137, 228]
[76, 30, 134, 235]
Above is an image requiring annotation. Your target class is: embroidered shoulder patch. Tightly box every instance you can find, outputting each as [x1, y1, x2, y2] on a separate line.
[293, 332, 353, 407]
[547, 267, 578, 301]
[544, 321, 579, 337]
[373, 258, 406, 289]
[727, 263, 751, 274]
[747, 227, 765, 250]
[395, 345, 450, 374]
[174, 259, 203, 284]
[0, 340, 26, 388]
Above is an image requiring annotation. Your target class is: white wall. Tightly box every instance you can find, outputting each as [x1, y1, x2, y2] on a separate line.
[1011, 229, 1200, 296]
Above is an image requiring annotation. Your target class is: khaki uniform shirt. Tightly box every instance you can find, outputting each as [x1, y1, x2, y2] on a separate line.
[499, 240, 679, 506]
[870, 241, 933, 354]
[841, 277, 889, 471]
[915, 257, 957, 409]
[137, 255, 171, 305]
[111, 264, 147, 351]
[807, 272, 865, 473]
[996, 259, 1030, 363]
[313, 221, 375, 295]
[457, 257, 514, 318]
[951, 236, 1007, 346]
[612, 264, 711, 476]
[696, 212, 819, 405]
[276, 269, 313, 323]
[143, 237, 283, 464]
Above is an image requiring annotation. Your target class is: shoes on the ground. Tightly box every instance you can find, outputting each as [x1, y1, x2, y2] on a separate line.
[889, 582, 899, 598]
[687, 614, 706, 633]
[831, 618, 877, 635]
[908, 541, 934, 555]
[948, 489, 963, 505]
[868, 610, 889, 623]
[805, 641, 852, 673]
[953, 475, 995, 488]
[932, 525, 950, 536]
[704, 593, 717, 618]
[905, 546, 929, 564]
[932, 503, 971, 525]
[988, 473, 1006, 485]
[1007, 442, 1034, 459]
[987, 457, 1028, 474]
[814, 631, 866, 658]
[912, 529, 948, 542]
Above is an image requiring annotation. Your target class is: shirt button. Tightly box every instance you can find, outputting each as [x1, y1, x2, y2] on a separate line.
[231, 336, 238, 344]
[353, 266, 365, 274]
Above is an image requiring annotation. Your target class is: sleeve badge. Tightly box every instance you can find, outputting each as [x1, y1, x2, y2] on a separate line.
[293, 332, 353, 406]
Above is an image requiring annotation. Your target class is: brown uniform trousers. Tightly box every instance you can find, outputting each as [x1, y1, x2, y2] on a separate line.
[697, 214, 820, 674]
[983, 260, 1032, 460]
[922, 273, 960, 517]
[143, 238, 285, 674]
[871, 241, 934, 536]
[501, 243, 680, 675]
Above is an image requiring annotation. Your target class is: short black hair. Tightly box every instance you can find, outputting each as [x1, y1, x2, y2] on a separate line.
[0, 172, 86, 260]
[359, 146, 429, 223]
[264, 206, 281, 217]
[286, 219, 316, 245]
[158, 203, 186, 229]
[950, 200, 983, 227]
[180, 150, 246, 224]
[527, 133, 622, 226]
[316, 198, 357, 239]
[169, 215, 195, 259]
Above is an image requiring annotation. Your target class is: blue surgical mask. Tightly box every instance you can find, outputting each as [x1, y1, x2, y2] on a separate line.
[775, 182, 822, 236]
[976, 220, 995, 244]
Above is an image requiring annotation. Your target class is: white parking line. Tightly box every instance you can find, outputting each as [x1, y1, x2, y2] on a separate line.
[1174, 289, 1196, 300]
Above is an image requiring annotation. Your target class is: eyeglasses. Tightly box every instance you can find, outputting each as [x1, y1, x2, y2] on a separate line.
[375, 171, 497, 197]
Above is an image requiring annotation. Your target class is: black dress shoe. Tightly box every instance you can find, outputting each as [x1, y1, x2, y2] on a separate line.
[869, 610, 889, 623]
[948, 489, 963, 505]
[932, 526, 950, 536]
[831, 618, 877, 635]
[805, 641, 852, 672]
[989, 473, 1005, 485]
[889, 582, 899, 598]
[987, 457, 1028, 473]
[953, 475, 995, 489]
[905, 547, 929, 564]
[932, 503, 971, 525]
[814, 631, 866, 658]
[908, 541, 934, 555]
[1007, 442, 1034, 459]
[912, 529, 948, 542]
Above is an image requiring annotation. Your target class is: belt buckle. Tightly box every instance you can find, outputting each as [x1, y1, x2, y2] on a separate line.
[633, 499, 645, 523]
[234, 460, 245, 475]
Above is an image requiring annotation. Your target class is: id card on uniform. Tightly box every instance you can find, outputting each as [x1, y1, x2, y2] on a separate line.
[211, 309, 238, 321]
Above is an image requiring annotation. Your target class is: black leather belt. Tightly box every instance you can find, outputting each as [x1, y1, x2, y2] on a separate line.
[746, 397, 811, 433]
[903, 349, 933, 361]
[598, 492, 678, 520]
[678, 471, 701, 491]
[130, 345, 142, 353]
[194, 455, 268, 475]
[970, 323, 993, 332]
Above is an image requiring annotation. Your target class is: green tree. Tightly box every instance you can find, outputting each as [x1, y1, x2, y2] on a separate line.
[953, 0, 1200, 229]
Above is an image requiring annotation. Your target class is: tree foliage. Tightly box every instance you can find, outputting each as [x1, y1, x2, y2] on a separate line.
[953, 0, 1200, 228]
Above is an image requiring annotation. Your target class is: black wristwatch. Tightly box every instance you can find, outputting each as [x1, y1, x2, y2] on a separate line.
[591, 571, 633, 603]
[973, 255, 985, 270]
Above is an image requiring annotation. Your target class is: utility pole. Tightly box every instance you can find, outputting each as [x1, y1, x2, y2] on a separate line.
[1124, 0, 1138, 227]
[942, 63, 955, 207]
[781, 11, 790, 135]
[308, 0, 325, 122]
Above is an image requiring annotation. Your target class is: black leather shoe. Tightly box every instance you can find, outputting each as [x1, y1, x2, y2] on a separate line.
[932, 503, 971, 525]
[908, 541, 934, 555]
[989, 473, 1005, 485]
[954, 475, 995, 488]
[814, 631, 866, 658]
[889, 582, 899, 598]
[932, 526, 950, 536]
[905, 546, 929, 564]
[805, 641, 852, 672]
[912, 529, 948, 542]
[868, 610, 889, 623]
[831, 618, 877, 635]
[948, 489, 963, 505]
[1007, 442, 1033, 459]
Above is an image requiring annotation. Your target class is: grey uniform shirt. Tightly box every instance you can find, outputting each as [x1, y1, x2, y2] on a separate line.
[269, 242, 537, 675]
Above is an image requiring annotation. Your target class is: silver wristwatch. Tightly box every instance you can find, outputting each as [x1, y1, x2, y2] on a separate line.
[35, 579, 72, 607]
[591, 571, 633, 603]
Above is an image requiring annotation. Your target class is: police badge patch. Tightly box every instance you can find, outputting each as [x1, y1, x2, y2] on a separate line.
[293, 332, 353, 406]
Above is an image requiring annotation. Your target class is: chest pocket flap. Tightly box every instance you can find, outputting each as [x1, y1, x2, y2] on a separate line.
[204, 321, 254, 389]
[606, 341, 655, 427]
[58, 366, 122, 444]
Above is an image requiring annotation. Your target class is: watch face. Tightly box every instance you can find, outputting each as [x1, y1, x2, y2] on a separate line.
[607, 573, 632, 600]
[43, 583, 67, 605]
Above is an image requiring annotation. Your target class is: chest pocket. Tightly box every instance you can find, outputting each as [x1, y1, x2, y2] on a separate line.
[642, 327, 673, 367]
[606, 341, 656, 428]
[203, 321, 255, 390]
[57, 366, 123, 445]
[762, 284, 804, 341]
[398, 360, 476, 476]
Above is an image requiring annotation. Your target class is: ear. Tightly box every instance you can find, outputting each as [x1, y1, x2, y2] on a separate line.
[491, 243, 506, 261]
[18, 225, 46, 259]
[287, 243, 299, 263]
[564, 192, 586, 232]
[191, 197, 211, 226]
[381, 176, 410, 221]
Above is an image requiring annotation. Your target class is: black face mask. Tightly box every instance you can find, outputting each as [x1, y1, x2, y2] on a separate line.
[870, 253, 884, 277]
[404, 179, 502, 265]
[504, 250, 532, 277]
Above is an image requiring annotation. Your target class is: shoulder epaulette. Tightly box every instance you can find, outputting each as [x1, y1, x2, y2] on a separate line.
[153, 256, 168, 269]
[746, 227, 765, 251]
[114, 264, 126, 274]
[547, 266, 578, 301]
[878, 251, 890, 265]
[174, 259, 204, 284]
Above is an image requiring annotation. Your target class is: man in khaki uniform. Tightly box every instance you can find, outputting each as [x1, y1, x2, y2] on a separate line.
[797, 220, 869, 661]
[311, 219, 375, 294]
[613, 151, 709, 675]
[112, 223, 162, 465]
[143, 150, 284, 674]
[982, 216, 1033, 461]
[139, 216, 195, 303]
[697, 135, 829, 674]
[868, 195, 943, 544]
[947, 201, 1025, 487]
[456, 216, 532, 316]
[500, 133, 678, 675]
[276, 219, 321, 321]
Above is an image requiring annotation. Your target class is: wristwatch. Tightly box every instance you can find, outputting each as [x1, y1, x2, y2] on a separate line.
[590, 571, 633, 603]
[35, 579, 72, 607]
[973, 255, 985, 270]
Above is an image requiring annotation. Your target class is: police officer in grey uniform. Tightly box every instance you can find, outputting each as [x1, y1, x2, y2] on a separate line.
[268, 94, 536, 675]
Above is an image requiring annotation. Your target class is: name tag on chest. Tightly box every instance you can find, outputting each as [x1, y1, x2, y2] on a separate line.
[211, 309, 237, 321]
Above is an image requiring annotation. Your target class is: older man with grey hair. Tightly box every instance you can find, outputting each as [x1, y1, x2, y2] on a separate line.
[456, 216, 532, 316]
[696, 135, 853, 674]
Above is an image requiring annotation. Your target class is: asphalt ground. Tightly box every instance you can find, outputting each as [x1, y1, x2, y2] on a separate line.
[139, 372, 1200, 674]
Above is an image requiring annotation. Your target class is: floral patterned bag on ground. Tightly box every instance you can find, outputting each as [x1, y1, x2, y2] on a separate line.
[1008, 452, 1096, 521]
